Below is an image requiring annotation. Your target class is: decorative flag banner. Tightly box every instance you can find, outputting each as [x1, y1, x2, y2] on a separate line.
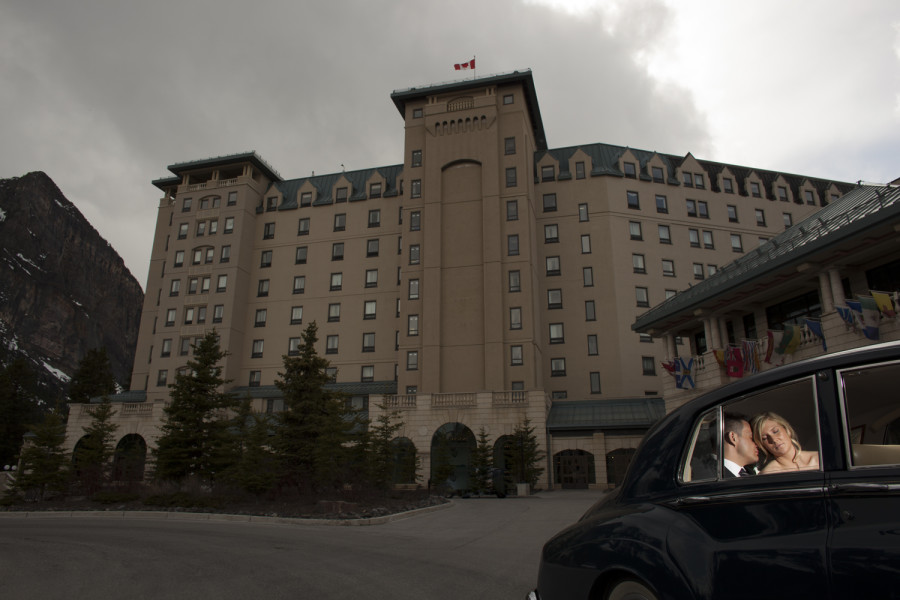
[859, 296, 880, 340]
[661, 359, 678, 375]
[805, 318, 827, 352]
[775, 326, 796, 355]
[871, 290, 896, 318]
[713, 349, 726, 367]
[725, 346, 744, 378]
[675, 357, 695, 389]
[765, 330, 784, 363]
[836, 305, 856, 327]
[784, 324, 803, 354]
[454, 58, 475, 70]
[742, 339, 760, 374]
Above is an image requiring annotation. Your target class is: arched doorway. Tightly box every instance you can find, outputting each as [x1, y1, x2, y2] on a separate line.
[113, 434, 147, 483]
[554, 449, 595, 489]
[430, 423, 475, 491]
[391, 437, 418, 485]
[492, 435, 514, 496]
[606, 448, 636, 487]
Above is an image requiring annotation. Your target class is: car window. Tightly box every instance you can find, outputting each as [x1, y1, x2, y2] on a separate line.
[681, 377, 821, 483]
[838, 360, 900, 468]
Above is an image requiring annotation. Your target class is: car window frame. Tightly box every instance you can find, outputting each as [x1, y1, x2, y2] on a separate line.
[836, 357, 900, 471]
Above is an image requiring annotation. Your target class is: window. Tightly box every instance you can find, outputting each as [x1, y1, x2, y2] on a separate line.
[182, 198, 192, 212]
[300, 192, 312, 207]
[213, 304, 224, 324]
[750, 181, 761, 198]
[263, 222, 275, 239]
[288, 337, 301, 356]
[507, 200, 518, 221]
[407, 314, 419, 336]
[727, 205, 738, 222]
[665, 289, 677, 300]
[693, 263, 704, 280]
[783, 213, 793, 228]
[251, 339, 264, 358]
[507, 234, 519, 256]
[547, 288, 562, 309]
[170, 279, 180, 296]
[636, 287, 649, 307]
[640, 332, 654, 343]
[184, 307, 195, 324]
[209, 220, 218, 235]
[364, 300, 376, 320]
[543, 193, 557, 212]
[157, 370, 168, 387]
[246, 370, 261, 387]
[511, 381, 524, 391]
[587, 335, 598, 356]
[161, 339, 172, 357]
[330, 272, 342, 291]
[702, 230, 714, 249]
[506, 167, 517, 188]
[409, 244, 420, 265]
[325, 367, 337, 382]
[224, 217, 234, 234]
[328, 303, 341, 322]
[510, 345, 523, 366]
[406, 351, 418, 370]
[255, 309, 267, 327]
[623, 162, 637, 178]
[777, 186, 788, 202]
[683, 172, 693, 187]
[369, 183, 382, 199]
[642, 356, 656, 375]
[509, 270, 521, 293]
[411, 179, 422, 198]
[585, 300, 596, 321]
[707, 264, 718, 277]
[503, 94, 514, 105]
[662, 259, 675, 277]
[687, 199, 697, 217]
[197, 221, 206, 236]
[366, 239, 379, 257]
[362, 333, 375, 352]
[216, 274, 227, 292]
[509, 307, 522, 330]
[192, 249, 202, 265]
[551, 358, 566, 377]
[578, 203, 589, 222]
[541, 165, 555, 181]
[504, 137, 516, 155]
[205, 248, 214, 264]
[368, 209, 381, 228]
[731, 233, 744, 253]
[335, 187, 348, 203]
[655, 195, 668, 214]
[174, 250, 184, 267]
[839, 361, 900, 467]
[581, 234, 591, 254]
[576, 162, 585, 180]
[260, 250, 272, 268]
[227, 191, 237, 206]
[293, 275, 306, 294]
[694, 173, 705, 189]
[583, 267, 594, 287]
[658, 225, 671, 244]
[689, 228, 700, 247]
[178, 223, 188, 239]
[804, 190, 815, 205]
[361, 365, 375, 382]
[290, 306, 303, 325]
[412, 107, 423, 118]
[326, 335, 339, 355]
[633, 253, 646, 274]
[590, 372, 602, 394]
[549, 323, 564, 344]
[629, 221, 642, 241]
[408, 278, 420, 300]
[257, 279, 269, 297]
[627, 191, 640, 209]
[334, 213, 346, 232]
[411, 149, 422, 166]
[188, 277, 199, 294]
[756, 209, 766, 226]
[698, 201, 709, 218]
[293, 246, 307, 265]
[723, 178, 734, 193]
[541, 223, 555, 244]
[297, 218, 310, 236]
[546, 256, 561, 276]
[409, 210, 420, 231]
[365, 269, 378, 288]
[180, 337, 190, 356]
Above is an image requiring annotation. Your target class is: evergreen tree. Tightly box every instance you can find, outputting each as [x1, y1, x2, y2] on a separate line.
[430, 431, 455, 491]
[72, 398, 118, 494]
[12, 410, 69, 500]
[365, 405, 404, 490]
[153, 331, 238, 484]
[225, 398, 278, 496]
[68, 348, 117, 406]
[0, 358, 42, 468]
[272, 322, 358, 493]
[507, 418, 546, 488]
[468, 427, 494, 495]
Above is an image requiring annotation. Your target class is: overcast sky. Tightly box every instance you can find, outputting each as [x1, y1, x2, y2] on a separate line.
[2, 0, 897, 289]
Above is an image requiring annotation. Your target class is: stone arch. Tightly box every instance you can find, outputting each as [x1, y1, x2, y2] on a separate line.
[391, 436, 418, 485]
[606, 447, 636, 487]
[113, 434, 147, 483]
[492, 434, 514, 495]
[430, 423, 475, 491]
[554, 449, 595, 489]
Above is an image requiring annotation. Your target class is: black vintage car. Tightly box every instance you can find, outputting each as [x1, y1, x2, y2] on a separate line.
[529, 341, 900, 600]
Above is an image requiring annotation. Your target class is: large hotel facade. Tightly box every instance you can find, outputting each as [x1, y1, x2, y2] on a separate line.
[65, 70, 859, 489]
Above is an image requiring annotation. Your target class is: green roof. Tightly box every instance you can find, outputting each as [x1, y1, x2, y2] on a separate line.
[547, 398, 665, 431]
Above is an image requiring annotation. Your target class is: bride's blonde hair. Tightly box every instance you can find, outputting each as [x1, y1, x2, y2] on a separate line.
[751, 412, 803, 464]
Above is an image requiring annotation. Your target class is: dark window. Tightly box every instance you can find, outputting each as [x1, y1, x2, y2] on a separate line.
[506, 168, 517, 188]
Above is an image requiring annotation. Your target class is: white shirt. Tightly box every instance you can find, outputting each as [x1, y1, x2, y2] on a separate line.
[723, 458, 743, 477]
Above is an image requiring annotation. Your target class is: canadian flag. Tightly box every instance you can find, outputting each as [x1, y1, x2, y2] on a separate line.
[454, 58, 475, 70]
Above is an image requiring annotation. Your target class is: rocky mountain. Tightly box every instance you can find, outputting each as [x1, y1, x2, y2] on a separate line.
[0, 172, 144, 407]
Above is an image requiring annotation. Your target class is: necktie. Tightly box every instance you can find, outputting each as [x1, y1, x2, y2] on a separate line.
[738, 467, 749, 477]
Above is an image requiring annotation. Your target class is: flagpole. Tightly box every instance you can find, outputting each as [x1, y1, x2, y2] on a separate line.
[473, 54, 476, 79]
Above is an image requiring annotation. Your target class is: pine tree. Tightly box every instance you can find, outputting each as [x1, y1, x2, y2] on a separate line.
[468, 427, 494, 495]
[68, 348, 117, 405]
[12, 410, 70, 501]
[365, 405, 405, 491]
[225, 398, 278, 496]
[72, 398, 118, 494]
[507, 418, 546, 488]
[430, 431, 455, 491]
[272, 322, 358, 493]
[153, 331, 238, 484]
[0, 358, 42, 468]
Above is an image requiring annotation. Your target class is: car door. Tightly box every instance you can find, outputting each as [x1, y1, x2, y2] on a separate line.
[827, 360, 900, 598]
[668, 377, 830, 600]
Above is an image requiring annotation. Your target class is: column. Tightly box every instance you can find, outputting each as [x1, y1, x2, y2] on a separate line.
[829, 268, 846, 307]
[665, 334, 676, 360]
[818, 272, 835, 313]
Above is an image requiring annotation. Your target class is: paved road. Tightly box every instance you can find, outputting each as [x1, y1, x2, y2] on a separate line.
[0, 490, 601, 599]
